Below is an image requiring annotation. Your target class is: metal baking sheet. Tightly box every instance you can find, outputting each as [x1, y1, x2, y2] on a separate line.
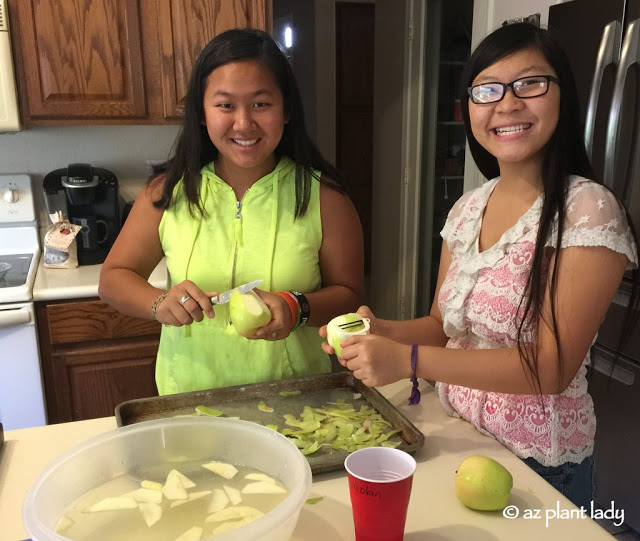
[115, 371, 425, 475]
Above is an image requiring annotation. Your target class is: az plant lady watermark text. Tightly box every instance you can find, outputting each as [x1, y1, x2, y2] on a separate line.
[502, 500, 624, 527]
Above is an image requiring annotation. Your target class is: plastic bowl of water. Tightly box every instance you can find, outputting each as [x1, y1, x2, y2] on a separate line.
[23, 417, 312, 541]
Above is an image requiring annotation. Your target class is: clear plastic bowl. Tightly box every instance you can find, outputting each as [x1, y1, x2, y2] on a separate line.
[23, 417, 312, 541]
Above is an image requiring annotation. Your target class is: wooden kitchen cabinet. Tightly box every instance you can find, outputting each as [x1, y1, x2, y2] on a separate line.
[35, 299, 162, 424]
[158, 0, 271, 119]
[7, 0, 271, 125]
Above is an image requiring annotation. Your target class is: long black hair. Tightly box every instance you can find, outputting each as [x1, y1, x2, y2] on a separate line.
[152, 28, 341, 217]
[460, 23, 639, 393]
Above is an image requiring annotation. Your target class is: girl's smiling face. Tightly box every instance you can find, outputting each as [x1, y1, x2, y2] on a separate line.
[468, 47, 560, 175]
[202, 59, 287, 181]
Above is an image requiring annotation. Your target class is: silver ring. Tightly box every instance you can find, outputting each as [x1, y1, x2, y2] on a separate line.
[271, 332, 277, 339]
[180, 294, 191, 304]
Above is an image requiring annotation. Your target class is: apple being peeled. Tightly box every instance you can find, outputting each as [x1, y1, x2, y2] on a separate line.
[326, 313, 365, 357]
[229, 289, 271, 337]
[455, 455, 513, 511]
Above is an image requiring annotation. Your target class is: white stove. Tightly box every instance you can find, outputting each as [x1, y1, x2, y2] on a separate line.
[0, 174, 46, 430]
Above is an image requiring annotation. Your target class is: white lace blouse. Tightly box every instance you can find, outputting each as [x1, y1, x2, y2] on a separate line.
[436, 176, 638, 466]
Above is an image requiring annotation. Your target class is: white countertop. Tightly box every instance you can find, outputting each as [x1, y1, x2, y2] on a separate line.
[32, 256, 167, 301]
[0, 381, 613, 540]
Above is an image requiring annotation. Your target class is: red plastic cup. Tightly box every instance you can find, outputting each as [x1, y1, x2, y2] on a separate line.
[344, 447, 417, 541]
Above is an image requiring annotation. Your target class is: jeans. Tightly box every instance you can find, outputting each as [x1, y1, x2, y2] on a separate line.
[523, 455, 595, 510]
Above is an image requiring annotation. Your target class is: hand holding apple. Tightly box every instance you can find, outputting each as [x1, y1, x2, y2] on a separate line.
[320, 305, 378, 357]
[338, 334, 413, 387]
[326, 313, 370, 357]
[238, 289, 297, 340]
[229, 289, 272, 337]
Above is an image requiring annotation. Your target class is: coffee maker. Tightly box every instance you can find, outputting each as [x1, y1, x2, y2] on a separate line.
[43, 163, 120, 265]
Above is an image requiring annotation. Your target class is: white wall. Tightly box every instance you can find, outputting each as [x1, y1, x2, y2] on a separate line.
[369, 0, 406, 319]
[0, 125, 179, 224]
[487, 0, 567, 31]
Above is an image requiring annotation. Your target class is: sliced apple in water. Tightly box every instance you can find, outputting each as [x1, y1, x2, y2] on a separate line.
[170, 490, 212, 508]
[87, 495, 138, 512]
[202, 461, 238, 479]
[163, 470, 191, 500]
[223, 484, 242, 505]
[208, 488, 230, 513]
[55, 515, 74, 535]
[172, 469, 196, 488]
[211, 517, 255, 535]
[204, 505, 264, 523]
[172, 526, 203, 541]
[138, 502, 162, 527]
[244, 473, 277, 485]
[241, 481, 287, 494]
[128, 488, 163, 504]
[141, 480, 163, 491]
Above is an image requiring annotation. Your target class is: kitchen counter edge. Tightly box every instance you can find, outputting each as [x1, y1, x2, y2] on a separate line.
[32, 256, 168, 301]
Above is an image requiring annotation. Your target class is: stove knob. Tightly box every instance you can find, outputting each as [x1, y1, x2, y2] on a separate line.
[3, 189, 19, 203]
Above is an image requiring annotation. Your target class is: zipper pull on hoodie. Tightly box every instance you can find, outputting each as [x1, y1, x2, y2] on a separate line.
[234, 200, 243, 246]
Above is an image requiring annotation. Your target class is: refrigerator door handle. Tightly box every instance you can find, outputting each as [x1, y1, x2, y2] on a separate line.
[585, 21, 621, 160]
[604, 19, 640, 194]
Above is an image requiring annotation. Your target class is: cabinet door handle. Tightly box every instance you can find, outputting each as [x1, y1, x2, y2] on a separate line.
[0, 308, 31, 329]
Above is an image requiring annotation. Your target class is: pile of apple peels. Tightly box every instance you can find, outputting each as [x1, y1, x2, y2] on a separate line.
[263, 398, 402, 456]
[190, 394, 405, 456]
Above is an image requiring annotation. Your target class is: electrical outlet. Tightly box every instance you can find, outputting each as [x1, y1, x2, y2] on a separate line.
[145, 159, 163, 177]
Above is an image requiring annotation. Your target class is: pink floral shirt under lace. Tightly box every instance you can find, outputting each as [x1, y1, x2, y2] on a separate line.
[437, 176, 638, 466]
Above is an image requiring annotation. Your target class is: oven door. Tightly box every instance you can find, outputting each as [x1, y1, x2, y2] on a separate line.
[0, 302, 47, 430]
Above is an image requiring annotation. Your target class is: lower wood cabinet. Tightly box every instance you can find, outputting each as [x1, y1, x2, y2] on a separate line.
[35, 298, 161, 424]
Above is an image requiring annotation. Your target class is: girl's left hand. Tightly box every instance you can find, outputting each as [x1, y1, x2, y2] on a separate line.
[340, 335, 413, 387]
[249, 290, 293, 341]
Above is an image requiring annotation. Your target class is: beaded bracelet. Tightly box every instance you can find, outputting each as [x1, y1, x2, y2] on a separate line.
[275, 291, 300, 331]
[290, 291, 310, 327]
[408, 343, 421, 405]
[151, 291, 169, 321]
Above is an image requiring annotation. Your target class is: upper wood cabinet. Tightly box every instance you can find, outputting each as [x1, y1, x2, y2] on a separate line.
[9, 0, 147, 121]
[159, 1, 270, 119]
[8, 0, 271, 125]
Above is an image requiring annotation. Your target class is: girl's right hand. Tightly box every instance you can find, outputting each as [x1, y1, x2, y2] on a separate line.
[154, 280, 217, 326]
[339, 334, 412, 387]
[319, 305, 378, 357]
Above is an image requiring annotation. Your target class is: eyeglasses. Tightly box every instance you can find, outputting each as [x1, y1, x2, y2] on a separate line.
[467, 75, 559, 104]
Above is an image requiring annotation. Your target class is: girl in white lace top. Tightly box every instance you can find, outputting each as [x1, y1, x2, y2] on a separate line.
[320, 23, 639, 509]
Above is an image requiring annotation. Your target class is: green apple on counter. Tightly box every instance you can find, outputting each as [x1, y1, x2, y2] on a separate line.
[229, 289, 271, 337]
[455, 455, 513, 511]
[326, 313, 366, 357]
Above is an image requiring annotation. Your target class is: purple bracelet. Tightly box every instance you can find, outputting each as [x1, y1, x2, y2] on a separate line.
[408, 343, 421, 405]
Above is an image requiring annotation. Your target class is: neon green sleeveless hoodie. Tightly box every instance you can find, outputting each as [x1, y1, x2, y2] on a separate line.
[156, 157, 330, 395]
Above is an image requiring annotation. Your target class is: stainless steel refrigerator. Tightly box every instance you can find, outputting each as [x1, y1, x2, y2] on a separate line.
[549, 0, 640, 531]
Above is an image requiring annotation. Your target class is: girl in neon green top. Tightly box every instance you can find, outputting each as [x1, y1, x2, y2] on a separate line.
[99, 29, 364, 394]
